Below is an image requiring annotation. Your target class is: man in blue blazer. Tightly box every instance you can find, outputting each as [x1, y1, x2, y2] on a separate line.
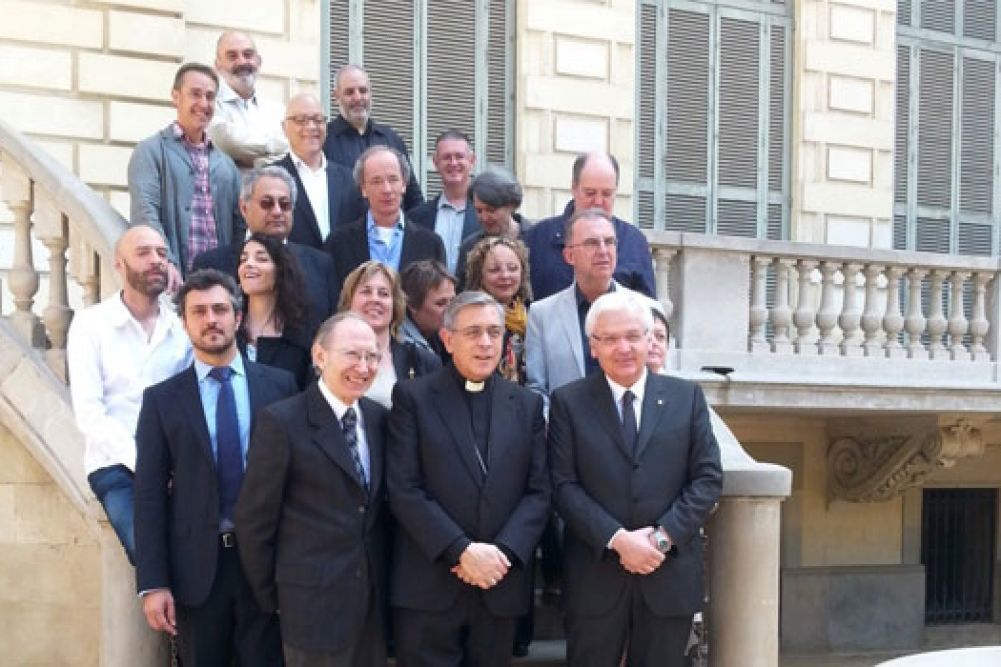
[134, 269, 297, 666]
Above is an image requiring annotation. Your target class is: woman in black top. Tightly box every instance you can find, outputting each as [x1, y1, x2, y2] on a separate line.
[236, 234, 312, 389]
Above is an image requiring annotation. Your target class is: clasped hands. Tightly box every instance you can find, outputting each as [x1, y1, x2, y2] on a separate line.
[450, 541, 510, 590]
[611, 526, 666, 576]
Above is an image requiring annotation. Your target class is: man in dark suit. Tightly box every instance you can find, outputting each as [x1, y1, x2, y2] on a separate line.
[406, 130, 479, 273]
[548, 291, 723, 667]
[192, 165, 340, 326]
[326, 145, 445, 287]
[323, 64, 423, 210]
[387, 291, 550, 667]
[236, 312, 389, 666]
[135, 269, 298, 666]
[277, 93, 366, 249]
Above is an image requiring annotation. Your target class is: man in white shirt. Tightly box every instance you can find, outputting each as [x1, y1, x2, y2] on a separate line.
[276, 93, 365, 249]
[67, 225, 192, 564]
[209, 30, 288, 169]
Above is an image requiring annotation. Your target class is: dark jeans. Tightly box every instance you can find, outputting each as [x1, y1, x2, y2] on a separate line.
[88, 464, 136, 565]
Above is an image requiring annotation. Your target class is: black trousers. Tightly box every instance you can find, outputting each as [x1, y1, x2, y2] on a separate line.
[283, 598, 387, 667]
[566, 578, 692, 667]
[394, 589, 517, 667]
[174, 540, 282, 667]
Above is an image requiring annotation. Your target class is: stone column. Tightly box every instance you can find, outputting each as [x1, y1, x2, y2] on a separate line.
[98, 518, 168, 667]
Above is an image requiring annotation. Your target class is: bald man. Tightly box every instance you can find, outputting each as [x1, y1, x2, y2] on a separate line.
[209, 30, 289, 168]
[67, 226, 193, 563]
[276, 93, 366, 249]
[522, 152, 656, 301]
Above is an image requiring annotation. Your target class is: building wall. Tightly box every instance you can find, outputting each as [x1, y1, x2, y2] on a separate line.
[791, 0, 897, 247]
[0, 421, 100, 665]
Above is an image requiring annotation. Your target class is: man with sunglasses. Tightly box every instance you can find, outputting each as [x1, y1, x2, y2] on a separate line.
[193, 166, 340, 328]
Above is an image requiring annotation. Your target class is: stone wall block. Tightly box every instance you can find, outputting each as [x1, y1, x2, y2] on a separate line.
[79, 145, 134, 188]
[0, 92, 103, 140]
[78, 53, 178, 102]
[109, 11, 185, 57]
[0, 44, 72, 92]
[0, 1, 103, 49]
[183, 0, 287, 35]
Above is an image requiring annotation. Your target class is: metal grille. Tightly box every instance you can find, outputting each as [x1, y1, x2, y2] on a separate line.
[922, 488, 996, 624]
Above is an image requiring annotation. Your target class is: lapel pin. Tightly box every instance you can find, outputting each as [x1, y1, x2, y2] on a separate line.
[657, 399, 663, 405]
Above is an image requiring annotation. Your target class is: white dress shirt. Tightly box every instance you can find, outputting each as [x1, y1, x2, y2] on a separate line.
[208, 78, 288, 167]
[292, 152, 331, 241]
[67, 293, 192, 474]
[317, 379, 372, 483]
[606, 368, 648, 432]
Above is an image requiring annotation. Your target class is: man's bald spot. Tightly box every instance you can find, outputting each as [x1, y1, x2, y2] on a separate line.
[115, 225, 166, 259]
[335, 64, 369, 91]
[572, 152, 620, 187]
[216, 30, 256, 57]
[285, 92, 323, 112]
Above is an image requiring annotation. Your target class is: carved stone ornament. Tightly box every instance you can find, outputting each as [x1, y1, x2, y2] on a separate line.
[828, 418, 985, 502]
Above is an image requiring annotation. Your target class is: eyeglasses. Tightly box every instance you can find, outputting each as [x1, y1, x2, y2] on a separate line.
[285, 114, 327, 127]
[256, 197, 293, 212]
[337, 349, 382, 366]
[568, 236, 618, 251]
[453, 325, 505, 341]
[589, 330, 648, 346]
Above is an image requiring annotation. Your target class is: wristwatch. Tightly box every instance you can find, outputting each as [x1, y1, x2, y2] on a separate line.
[654, 528, 671, 554]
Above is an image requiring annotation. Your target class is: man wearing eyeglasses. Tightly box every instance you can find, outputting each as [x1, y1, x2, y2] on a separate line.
[387, 291, 550, 667]
[525, 208, 662, 412]
[237, 312, 391, 666]
[208, 31, 289, 169]
[193, 166, 340, 328]
[548, 291, 722, 667]
[276, 93, 366, 249]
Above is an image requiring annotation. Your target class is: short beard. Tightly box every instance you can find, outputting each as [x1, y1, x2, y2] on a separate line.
[124, 262, 166, 297]
[226, 69, 257, 96]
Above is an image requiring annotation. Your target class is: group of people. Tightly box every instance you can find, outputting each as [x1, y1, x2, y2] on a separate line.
[67, 29, 723, 667]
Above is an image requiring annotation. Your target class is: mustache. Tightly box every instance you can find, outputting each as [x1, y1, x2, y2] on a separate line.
[233, 65, 256, 76]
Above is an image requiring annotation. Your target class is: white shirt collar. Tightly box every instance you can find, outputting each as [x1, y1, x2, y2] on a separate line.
[291, 151, 327, 173]
[605, 368, 648, 406]
[216, 76, 256, 107]
[317, 378, 360, 422]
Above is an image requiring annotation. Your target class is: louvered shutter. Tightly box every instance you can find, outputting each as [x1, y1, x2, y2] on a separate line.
[958, 56, 995, 255]
[486, 0, 513, 168]
[636, 2, 657, 229]
[329, 0, 350, 80]
[362, 1, 417, 157]
[916, 49, 952, 211]
[964, 0, 996, 40]
[768, 26, 787, 240]
[893, 45, 910, 250]
[920, 0, 955, 33]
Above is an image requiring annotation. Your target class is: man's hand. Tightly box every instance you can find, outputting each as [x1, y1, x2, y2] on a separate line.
[451, 542, 510, 589]
[611, 527, 665, 575]
[166, 263, 183, 294]
[142, 589, 177, 635]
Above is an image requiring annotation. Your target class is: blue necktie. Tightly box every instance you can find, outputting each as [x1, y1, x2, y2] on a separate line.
[209, 366, 242, 521]
[341, 407, 368, 492]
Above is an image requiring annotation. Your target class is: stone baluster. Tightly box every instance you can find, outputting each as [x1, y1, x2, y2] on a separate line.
[771, 258, 795, 353]
[904, 267, 928, 359]
[839, 263, 863, 356]
[947, 271, 971, 360]
[815, 261, 840, 355]
[2, 162, 44, 346]
[969, 272, 991, 361]
[860, 264, 884, 357]
[748, 256, 770, 353]
[882, 266, 905, 358]
[35, 198, 73, 380]
[653, 247, 677, 324]
[793, 259, 818, 354]
[926, 269, 948, 359]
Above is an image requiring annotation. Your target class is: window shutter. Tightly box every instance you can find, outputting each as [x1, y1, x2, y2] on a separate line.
[329, 0, 350, 80]
[898, 0, 912, 27]
[665, 193, 708, 233]
[959, 57, 994, 215]
[768, 27, 786, 195]
[718, 17, 759, 190]
[916, 48, 953, 211]
[665, 9, 709, 186]
[963, 0, 996, 40]
[920, 0, 955, 33]
[636, 3, 657, 229]
[362, 1, 417, 150]
[894, 46, 910, 211]
[486, 0, 512, 168]
[916, 216, 951, 252]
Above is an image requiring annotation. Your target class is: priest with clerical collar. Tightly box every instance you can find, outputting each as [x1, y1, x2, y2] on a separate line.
[387, 290, 550, 667]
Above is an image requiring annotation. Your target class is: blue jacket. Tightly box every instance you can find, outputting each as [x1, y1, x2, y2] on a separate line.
[522, 201, 656, 302]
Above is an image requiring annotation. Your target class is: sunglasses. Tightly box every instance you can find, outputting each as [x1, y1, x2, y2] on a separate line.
[256, 197, 293, 212]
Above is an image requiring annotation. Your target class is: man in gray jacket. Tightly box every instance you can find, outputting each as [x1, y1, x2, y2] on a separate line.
[128, 62, 242, 288]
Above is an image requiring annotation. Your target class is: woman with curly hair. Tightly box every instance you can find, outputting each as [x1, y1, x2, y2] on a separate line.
[236, 233, 312, 388]
[338, 260, 441, 408]
[463, 236, 532, 384]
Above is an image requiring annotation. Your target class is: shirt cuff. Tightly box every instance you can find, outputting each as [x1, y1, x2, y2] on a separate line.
[606, 527, 625, 550]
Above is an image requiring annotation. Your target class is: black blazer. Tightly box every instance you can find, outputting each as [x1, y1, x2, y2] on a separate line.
[548, 372, 723, 618]
[390, 338, 441, 382]
[238, 331, 312, 390]
[134, 361, 298, 606]
[192, 239, 339, 330]
[406, 193, 480, 241]
[324, 216, 446, 287]
[236, 384, 389, 653]
[387, 368, 550, 616]
[275, 153, 366, 249]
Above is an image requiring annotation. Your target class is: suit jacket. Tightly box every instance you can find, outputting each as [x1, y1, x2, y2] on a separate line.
[275, 153, 366, 249]
[235, 384, 389, 653]
[525, 280, 659, 410]
[192, 239, 339, 330]
[134, 361, 298, 606]
[324, 216, 446, 287]
[548, 371, 723, 618]
[522, 201, 656, 302]
[387, 368, 551, 616]
[390, 338, 441, 382]
[406, 193, 480, 242]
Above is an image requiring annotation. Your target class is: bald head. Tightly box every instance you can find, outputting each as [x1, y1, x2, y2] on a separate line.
[334, 65, 372, 131]
[215, 30, 260, 99]
[571, 152, 620, 216]
[283, 93, 327, 163]
[115, 226, 169, 297]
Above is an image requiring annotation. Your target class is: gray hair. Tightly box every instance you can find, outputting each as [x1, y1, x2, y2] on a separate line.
[240, 166, 298, 207]
[442, 290, 504, 331]
[564, 207, 613, 245]
[469, 166, 523, 209]
[353, 145, 411, 190]
[334, 63, 368, 91]
[584, 291, 654, 337]
[313, 311, 373, 349]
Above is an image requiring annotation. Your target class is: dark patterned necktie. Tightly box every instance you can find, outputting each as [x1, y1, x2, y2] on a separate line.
[341, 407, 368, 491]
[621, 390, 638, 455]
[209, 366, 242, 520]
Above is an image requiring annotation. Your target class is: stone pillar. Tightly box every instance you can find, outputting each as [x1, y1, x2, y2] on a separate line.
[98, 518, 168, 667]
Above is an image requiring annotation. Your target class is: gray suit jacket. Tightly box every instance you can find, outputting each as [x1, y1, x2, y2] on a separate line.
[525, 280, 661, 412]
[127, 125, 242, 272]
